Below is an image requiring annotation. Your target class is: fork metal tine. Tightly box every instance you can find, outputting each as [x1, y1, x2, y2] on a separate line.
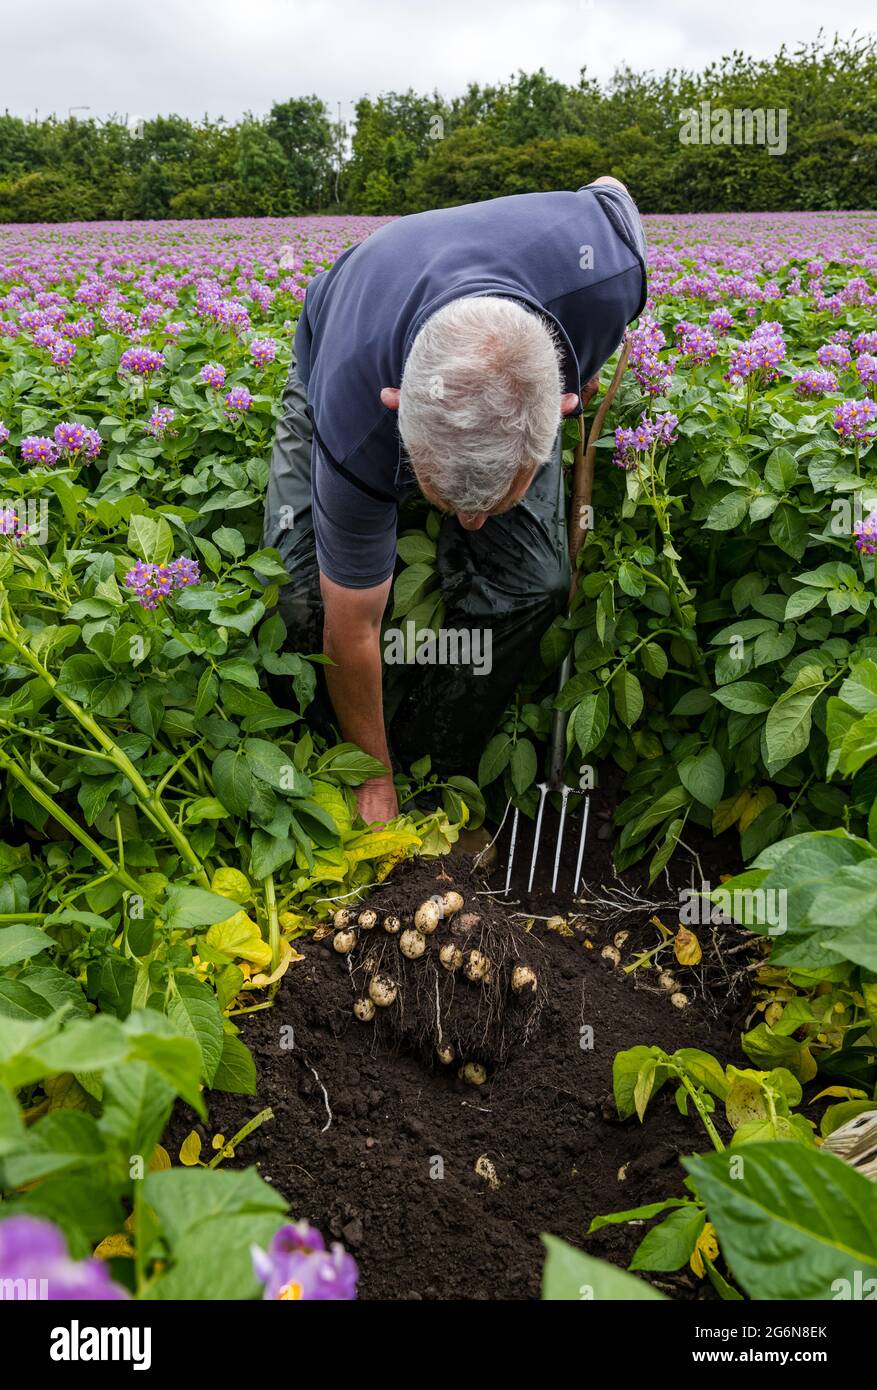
[527, 783, 548, 893]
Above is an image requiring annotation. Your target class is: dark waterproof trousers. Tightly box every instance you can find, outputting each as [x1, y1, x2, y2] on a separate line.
[264, 362, 569, 776]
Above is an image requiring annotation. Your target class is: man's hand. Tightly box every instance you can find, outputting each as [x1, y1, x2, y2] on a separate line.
[355, 774, 399, 827]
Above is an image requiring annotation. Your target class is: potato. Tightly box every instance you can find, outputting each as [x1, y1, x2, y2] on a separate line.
[383, 914, 401, 935]
[459, 1061, 487, 1086]
[414, 899, 441, 935]
[601, 944, 621, 966]
[511, 964, 538, 995]
[353, 997, 375, 1022]
[464, 949, 491, 983]
[368, 974, 398, 1007]
[400, 928, 427, 959]
[439, 942, 463, 972]
[333, 908, 355, 930]
[333, 927, 358, 954]
[613, 930, 629, 949]
[670, 991, 689, 1009]
[440, 890, 464, 917]
[436, 1044, 456, 1065]
[357, 908, 378, 930]
[658, 970, 679, 992]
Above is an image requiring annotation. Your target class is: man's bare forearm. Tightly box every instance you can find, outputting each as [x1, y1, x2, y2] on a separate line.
[323, 627, 392, 777]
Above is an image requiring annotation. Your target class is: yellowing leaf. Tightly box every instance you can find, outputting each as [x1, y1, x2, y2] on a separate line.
[690, 1222, 719, 1278]
[148, 1144, 171, 1172]
[811, 1085, 868, 1103]
[211, 1133, 226, 1150]
[712, 790, 751, 835]
[210, 867, 253, 905]
[250, 938, 302, 988]
[738, 786, 777, 833]
[206, 910, 272, 967]
[674, 925, 702, 966]
[343, 828, 421, 864]
[278, 910, 315, 934]
[94, 1233, 135, 1261]
[179, 1131, 203, 1166]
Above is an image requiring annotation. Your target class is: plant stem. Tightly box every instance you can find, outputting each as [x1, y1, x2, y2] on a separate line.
[677, 1070, 725, 1152]
[263, 873, 280, 971]
[207, 1107, 274, 1168]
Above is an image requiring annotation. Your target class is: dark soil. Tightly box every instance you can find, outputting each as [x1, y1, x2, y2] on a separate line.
[167, 802, 756, 1301]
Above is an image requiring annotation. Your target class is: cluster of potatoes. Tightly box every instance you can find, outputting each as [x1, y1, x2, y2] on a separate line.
[329, 889, 539, 1085]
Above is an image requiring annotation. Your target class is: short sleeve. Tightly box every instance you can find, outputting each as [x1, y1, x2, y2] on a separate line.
[312, 443, 398, 589]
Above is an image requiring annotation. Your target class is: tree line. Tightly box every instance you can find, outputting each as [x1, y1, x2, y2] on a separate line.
[1, 34, 874, 222]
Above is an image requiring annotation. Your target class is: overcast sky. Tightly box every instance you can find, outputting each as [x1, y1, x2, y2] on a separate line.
[4, 0, 873, 125]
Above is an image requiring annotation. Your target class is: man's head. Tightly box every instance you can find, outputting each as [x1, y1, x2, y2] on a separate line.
[394, 296, 567, 530]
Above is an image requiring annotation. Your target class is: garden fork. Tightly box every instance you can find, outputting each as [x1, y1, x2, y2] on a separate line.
[504, 342, 631, 897]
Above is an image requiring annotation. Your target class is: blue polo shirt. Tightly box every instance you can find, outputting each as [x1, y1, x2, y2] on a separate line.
[295, 183, 647, 589]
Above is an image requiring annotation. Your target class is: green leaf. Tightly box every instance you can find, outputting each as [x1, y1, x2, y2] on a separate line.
[573, 690, 610, 756]
[510, 739, 537, 796]
[678, 747, 725, 809]
[167, 975, 225, 1085]
[98, 1061, 176, 1158]
[713, 681, 774, 713]
[764, 665, 825, 768]
[541, 1236, 666, 1300]
[629, 1204, 706, 1272]
[684, 1144, 877, 1300]
[128, 513, 173, 565]
[211, 1033, 257, 1095]
[162, 886, 238, 932]
[478, 733, 512, 787]
[396, 533, 437, 565]
[612, 669, 644, 727]
[57, 655, 132, 717]
[641, 642, 668, 679]
[0, 923, 52, 967]
[212, 749, 253, 817]
[764, 446, 798, 493]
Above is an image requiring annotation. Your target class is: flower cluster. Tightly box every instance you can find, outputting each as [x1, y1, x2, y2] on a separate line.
[612, 411, 678, 470]
[816, 342, 852, 370]
[20, 435, 58, 466]
[791, 369, 838, 399]
[224, 386, 253, 414]
[627, 318, 675, 396]
[124, 556, 201, 609]
[855, 354, 877, 389]
[147, 407, 175, 437]
[725, 320, 785, 385]
[853, 510, 877, 556]
[118, 346, 165, 377]
[200, 362, 226, 389]
[707, 306, 733, 335]
[833, 397, 877, 443]
[251, 1222, 358, 1301]
[249, 337, 277, 367]
[674, 319, 719, 364]
[0, 505, 29, 544]
[54, 421, 102, 458]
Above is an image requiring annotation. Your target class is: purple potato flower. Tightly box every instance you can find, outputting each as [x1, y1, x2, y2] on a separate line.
[251, 1222, 358, 1301]
[0, 1216, 129, 1300]
[200, 362, 226, 389]
[249, 337, 277, 367]
[853, 509, 877, 556]
[224, 385, 253, 414]
[147, 406, 175, 437]
[20, 435, 59, 467]
[118, 346, 165, 377]
[833, 398, 877, 443]
[791, 369, 838, 399]
[125, 556, 201, 609]
[855, 354, 877, 389]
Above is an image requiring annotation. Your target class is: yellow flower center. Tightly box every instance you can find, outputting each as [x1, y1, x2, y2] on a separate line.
[277, 1281, 303, 1301]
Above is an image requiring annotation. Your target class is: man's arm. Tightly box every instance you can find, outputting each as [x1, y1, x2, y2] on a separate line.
[320, 572, 399, 825]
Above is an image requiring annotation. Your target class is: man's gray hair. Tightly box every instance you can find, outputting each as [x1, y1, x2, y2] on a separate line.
[398, 296, 563, 514]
